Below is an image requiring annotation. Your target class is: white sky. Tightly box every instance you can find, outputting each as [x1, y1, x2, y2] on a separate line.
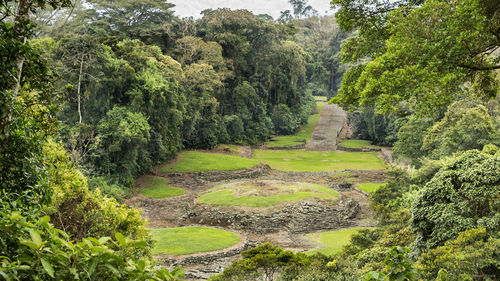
[168, 0, 334, 19]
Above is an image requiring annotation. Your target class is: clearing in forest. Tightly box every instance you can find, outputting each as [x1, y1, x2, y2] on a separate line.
[253, 150, 386, 172]
[266, 102, 326, 147]
[339, 139, 381, 149]
[137, 175, 185, 198]
[197, 180, 338, 207]
[151, 226, 241, 256]
[357, 183, 386, 194]
[159, 151, 259, 173]
[306, 227, 371, 256]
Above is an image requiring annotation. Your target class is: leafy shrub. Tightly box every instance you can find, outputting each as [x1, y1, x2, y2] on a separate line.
[42, 141, 150, 251]
[0, 212, 184, 280]
[422, 102, 499, 159]
[271, 104, 297, 135]
[416, 228, 500, 280]
[410, 148, 500, 252]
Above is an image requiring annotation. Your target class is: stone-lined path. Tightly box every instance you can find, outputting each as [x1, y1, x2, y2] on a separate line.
[306, 103, 345, 151]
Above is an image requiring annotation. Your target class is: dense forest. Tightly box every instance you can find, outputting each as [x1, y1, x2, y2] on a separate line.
[1, 0, 499, 279]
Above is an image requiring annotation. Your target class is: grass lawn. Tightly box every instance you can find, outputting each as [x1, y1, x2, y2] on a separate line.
[306, 228, 369, 256]
[216, 144, 239, 153]
[139, 176, 185, 198]
[253, 150, 386, 172]
[357, 183, 386, 194]
[267, 102, 325, 147]
[197, 181, 338, 207]
[339, 139, 380, 148]
[151, 226, 240, 255]
[159, 151, 259, 173]
[313, 96, 327, 102]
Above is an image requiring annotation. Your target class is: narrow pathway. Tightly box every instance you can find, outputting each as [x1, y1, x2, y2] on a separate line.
[306, 103, 346, 151]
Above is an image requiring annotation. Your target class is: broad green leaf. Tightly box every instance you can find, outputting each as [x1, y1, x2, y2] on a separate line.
[41, 258, 55, 278]
[115, 232, 126, 245]
[29, 229, 43, 248]
[98, 237, 111, 245]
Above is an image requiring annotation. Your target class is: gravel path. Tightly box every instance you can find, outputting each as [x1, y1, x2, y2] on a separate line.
[306, 103, 346, 151]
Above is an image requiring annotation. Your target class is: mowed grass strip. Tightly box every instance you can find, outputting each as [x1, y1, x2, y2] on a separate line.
[254, 150, 385, 172]
[139, 176, 185, 198]
[151, 226, 240, 256]
[160, 151, 259, 173]
[197, 182, 338, 207]
[267, 102, 325, 147]
[357, 183, 386, 194]
[306, 227, 369, 256]
[313, 96, 327, 102]
[339, 139, 380, 148]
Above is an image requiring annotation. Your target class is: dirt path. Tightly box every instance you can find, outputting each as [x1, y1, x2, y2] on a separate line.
[306, 103, 346, 151]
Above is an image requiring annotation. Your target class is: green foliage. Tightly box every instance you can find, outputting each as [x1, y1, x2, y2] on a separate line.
[333, 0, 500, 114]
[42, 141, 150, 246]
[211, 243, 309, 281]
[347, 107, 402, 146]
[292, 16, 347, 98]
[137, 176, 185, 199]
[416, 228, 499, 280]
[267, 102, 324, 147]
[271, 104, 297, 135]
[95, 106, 151, 186]
[0, 212, 184, 280]
[254, 150, 386, 172]
[410, 149, 500, 252]
[422, 101, 499, 160]
[159, 151, 259, 173]
[392, 116, 433, 167]
[78, 0, 177, 49]
[197, 182, 338, 207]
[150, 227, 240, 256]
[370, 168, 412, 211]
[363, 246, 415, 281]
[0, 8, 62, 213]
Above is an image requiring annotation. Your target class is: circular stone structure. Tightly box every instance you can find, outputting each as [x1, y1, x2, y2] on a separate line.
[151, 226, 240, 256]
[197, 180, 339, 208]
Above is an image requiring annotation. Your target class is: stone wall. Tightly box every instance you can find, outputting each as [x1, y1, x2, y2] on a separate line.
[337, 145, 381, 152]
[265, 143, 306, 150]
[163, 164, 271, 185]
[160, 240, 259, 268]
[182, 196, 360, 234]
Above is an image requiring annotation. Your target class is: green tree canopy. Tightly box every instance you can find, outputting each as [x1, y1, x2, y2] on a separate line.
[410, 147, 500, 252]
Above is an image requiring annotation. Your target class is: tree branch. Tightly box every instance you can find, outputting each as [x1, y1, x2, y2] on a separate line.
[457, 64, 500, 71]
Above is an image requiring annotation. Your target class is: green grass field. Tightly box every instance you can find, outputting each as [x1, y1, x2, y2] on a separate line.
[216, 144, 239, 153]
[253, 150, 385, 172]
[197, 181, 338, 207]
[138, 176, 185, 198]
[357, 183, 386, 194]
[267, 102, 325, 147]
[159, 151, 259, 173]
[339, 139, 379, 148]
[306, 228, 369, 256]
[151, 226, 240, 255]
[313, 96, 327, 102]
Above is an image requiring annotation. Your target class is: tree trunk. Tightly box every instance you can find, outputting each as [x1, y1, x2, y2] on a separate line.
[77, 55, 84, 123]
[13, 0, 31, 97]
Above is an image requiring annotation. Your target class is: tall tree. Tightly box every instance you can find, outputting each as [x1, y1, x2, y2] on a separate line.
[332, 0, 500, 114]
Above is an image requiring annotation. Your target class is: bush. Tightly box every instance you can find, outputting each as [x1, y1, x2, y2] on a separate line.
[271, 104, 297, 135]
[42, 141, 150, 251]
[410, 148, 500, 252]
[0, 212, 184, 280]
[416, 228, 500, 280]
